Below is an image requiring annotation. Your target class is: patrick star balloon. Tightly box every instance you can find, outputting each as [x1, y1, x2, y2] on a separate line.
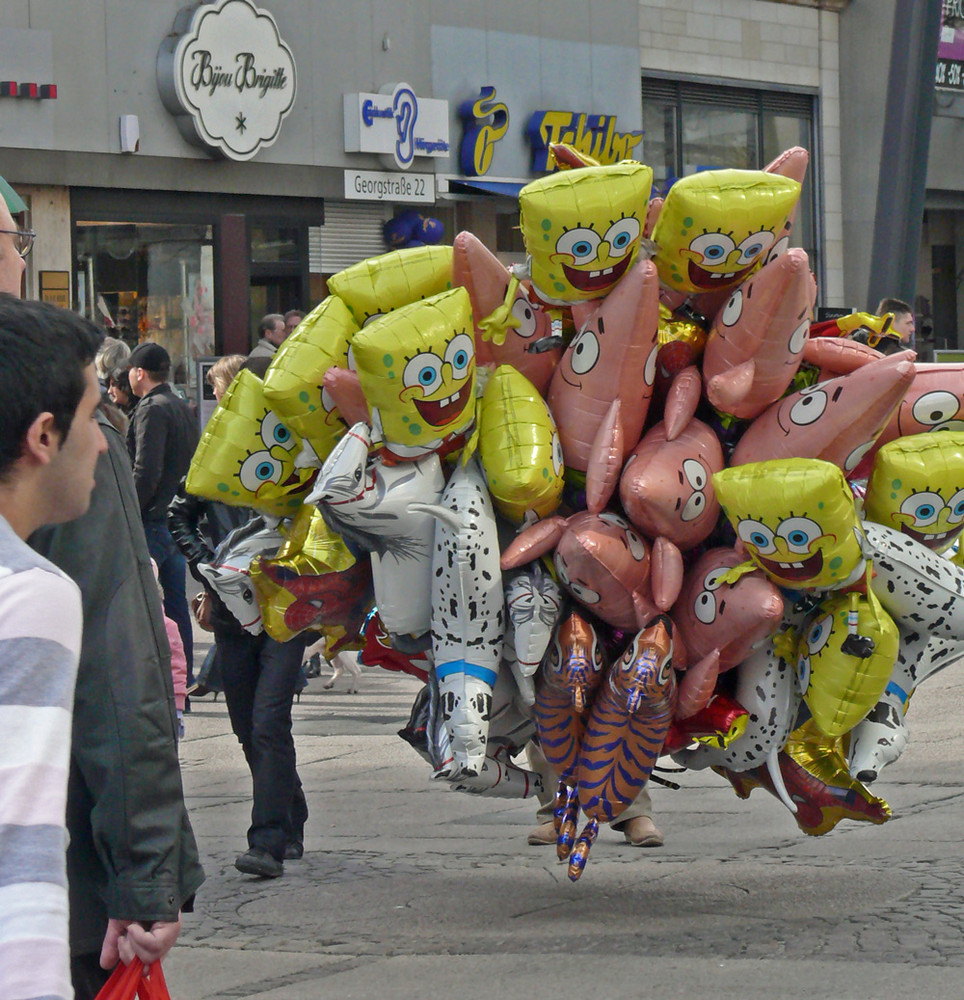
[451, 230, 561, 394]
[547, 258, 660, 472]
[729, 350, 916, 472]
[702, 247, 816, 420]
[670, 547, 784, 673]
[501, 511, 682, 631]
[619, 416, 725, 551]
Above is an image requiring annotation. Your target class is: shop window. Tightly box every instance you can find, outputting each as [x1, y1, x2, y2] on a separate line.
[74, 222, 215, 391]
[642, 77, 818, 284]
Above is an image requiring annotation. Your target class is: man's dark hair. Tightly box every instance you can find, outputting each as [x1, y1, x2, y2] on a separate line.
[284, 309, 304, 323]
[0, 294, 103, 479]
[259, 313, 284, 336]
[877, 297, 913, 317]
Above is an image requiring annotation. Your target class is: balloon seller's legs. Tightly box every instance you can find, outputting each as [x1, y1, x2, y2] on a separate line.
[215, 630, 260, 754]
[247, 634, 308, 860]
[526, 739, 656, 829]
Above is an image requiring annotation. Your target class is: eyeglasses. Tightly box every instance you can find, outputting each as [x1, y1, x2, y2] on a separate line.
[0, 229, 36, 258]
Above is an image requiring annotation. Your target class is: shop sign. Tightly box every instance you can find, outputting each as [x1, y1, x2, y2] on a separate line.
[157, 0, 296, 161]
[938, 5, 964, 91]
[343, 83, 450, 170]
[457, 85, 642, 176]
[344, 169, 436, 204]
[526, 110, 642, 172]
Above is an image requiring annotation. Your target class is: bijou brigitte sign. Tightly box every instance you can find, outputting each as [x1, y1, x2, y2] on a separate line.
[157, 0, 296, 161]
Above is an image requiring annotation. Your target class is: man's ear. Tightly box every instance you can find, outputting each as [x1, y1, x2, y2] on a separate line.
[21, 412, 62, 467]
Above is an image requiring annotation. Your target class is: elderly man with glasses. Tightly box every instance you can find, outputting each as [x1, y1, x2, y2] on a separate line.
[0, 175, 34, 295]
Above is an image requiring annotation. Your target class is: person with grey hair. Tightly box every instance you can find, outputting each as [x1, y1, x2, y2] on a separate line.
[94, 336, 131, 382]
[249, 312, 287, 358]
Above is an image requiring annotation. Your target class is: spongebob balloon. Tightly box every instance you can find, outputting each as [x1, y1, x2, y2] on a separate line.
[795, 589, 898, 738]
[327, 244, 453, 326]
[475, 364, 564, 523]
[518, 160, 653, 304]
[351, 287, 476, 462]
[651, 168, 801, 296]
[714, 458, 865, 592]
[186, 369, 316, 517]
[262, 295, 358, 460]
[864, 432, 964, 553]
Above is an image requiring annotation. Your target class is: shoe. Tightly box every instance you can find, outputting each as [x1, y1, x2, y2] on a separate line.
[621, 816, 664, 848]
[526, 821, 557, 846]
[284, 841, 304, 860]
[303, 653, 322, 679]
[235, 847, 283, 878]
[186, 682, 212, 698]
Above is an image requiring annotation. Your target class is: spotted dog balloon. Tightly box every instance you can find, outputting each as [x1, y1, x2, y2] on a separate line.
[411, 457, 505, 779]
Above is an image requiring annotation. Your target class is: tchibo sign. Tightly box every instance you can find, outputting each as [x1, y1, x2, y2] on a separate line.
[157, 0, 296, 161]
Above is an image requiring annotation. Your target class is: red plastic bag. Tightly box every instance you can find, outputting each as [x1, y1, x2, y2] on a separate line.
[94, 960, 170, 1000]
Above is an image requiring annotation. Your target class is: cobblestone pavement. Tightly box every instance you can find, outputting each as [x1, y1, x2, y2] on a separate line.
[163, 644, 964, 999]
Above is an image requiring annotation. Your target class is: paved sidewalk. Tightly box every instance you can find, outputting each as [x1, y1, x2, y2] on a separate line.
[164, 647, 964, 1000]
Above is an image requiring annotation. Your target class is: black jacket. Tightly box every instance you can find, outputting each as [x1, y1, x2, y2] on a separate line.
[168, 480, 254, 635]
[128, 383, 199, 523]
[30, 410, 204, 955]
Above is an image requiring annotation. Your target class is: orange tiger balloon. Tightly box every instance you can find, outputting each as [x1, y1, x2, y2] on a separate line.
[569, 616, 678, 880]
[576, 616, 678, 825]
[533, 610, 607, 783]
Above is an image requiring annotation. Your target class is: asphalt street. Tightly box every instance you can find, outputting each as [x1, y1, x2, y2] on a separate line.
[163, 633, 964, 1000]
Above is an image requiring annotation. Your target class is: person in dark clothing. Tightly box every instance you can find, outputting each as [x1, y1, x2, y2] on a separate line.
[31, 406, 205, 1000]
[127, 341, 199, 679]
[169, 354, 308, 879]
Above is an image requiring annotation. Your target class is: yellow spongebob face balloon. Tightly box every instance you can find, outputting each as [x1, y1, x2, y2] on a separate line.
[796, 589, 898, 737]
[518, 161, 653, 304]
[651, 169, 801, 295]
[186, 369, 315, 516]
[714, 458, 864, 590]
[864, 432, 964, 553]
[477, 364, 564, 523]
[352, 286, 476, 461]
[328, 245, 454, 326]
[262, 295, 359, 460]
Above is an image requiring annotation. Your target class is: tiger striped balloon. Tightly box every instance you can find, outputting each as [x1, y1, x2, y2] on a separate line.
[533, 610, 607, 782]
[575, 616, 678, 824]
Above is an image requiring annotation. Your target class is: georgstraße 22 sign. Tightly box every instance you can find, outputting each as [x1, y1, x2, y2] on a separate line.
[157, 0, 296, 161]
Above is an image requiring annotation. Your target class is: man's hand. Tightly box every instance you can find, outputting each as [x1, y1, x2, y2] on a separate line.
[100, 914, 182, 969]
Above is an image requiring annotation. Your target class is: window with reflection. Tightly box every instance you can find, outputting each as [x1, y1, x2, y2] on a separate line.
[74, 222, 215, 390]
[642, 78, 818, 283]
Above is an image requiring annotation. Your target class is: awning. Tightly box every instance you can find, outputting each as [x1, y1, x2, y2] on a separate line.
[446, 178, 526, 199]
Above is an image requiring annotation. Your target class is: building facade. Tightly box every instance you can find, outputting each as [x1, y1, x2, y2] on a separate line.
[0, 0, 955, 388]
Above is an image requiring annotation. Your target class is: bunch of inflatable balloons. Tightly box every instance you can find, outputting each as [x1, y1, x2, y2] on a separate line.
[185, 143, 964, 881]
